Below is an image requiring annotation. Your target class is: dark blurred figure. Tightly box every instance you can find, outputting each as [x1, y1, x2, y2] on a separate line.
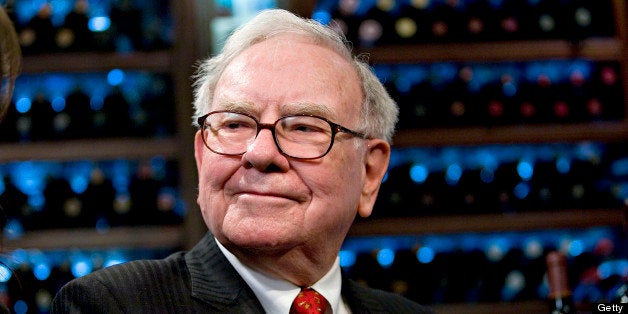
[0, 5, 20, 122]
[0, 5, 20, 314]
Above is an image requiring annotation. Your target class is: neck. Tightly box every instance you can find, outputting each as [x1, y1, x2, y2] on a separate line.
[226, 243, 338, 287]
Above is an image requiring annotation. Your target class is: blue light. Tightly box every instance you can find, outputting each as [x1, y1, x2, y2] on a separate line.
[51, 97, 66, 112]
[556, 157, 571, 174]
[3, 218, 25, 240]
[28, 193, 45, 210]
[66, 162, 93, 194]
[10, 161, 48, 196]
[382, 172, 389, 183]
[13, 300, 27, 314]
[517, 161, 534, 181]
[71, 259, 93, 278]
[311, 10, 331, 25]
[88, 16, 111, 32]
[95, 218, 111, 233]
[568, 240, 584, 257]
[0, 264, 12, 282]
[376, 248, 395, 268]
[410, 164, 428, 183]
[90, 95, 104, 111]
[514, 182, 530, 199]
[445, 163, 462, 186]
[107, 69, 125, 86]
[339, 250, 357, 268]
[480, 167, 495, 183]
[597, 260, 628, 280]
[502, 81, 517, 97]
[16, 98, 32, 113]
[417, 247, 435, 264]
[33, 262, 51, 281]
[103, 258, 126, 268]
[611, 158, 628, 177]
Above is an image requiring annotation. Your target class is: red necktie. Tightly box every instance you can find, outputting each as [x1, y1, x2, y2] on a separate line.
[289, 288, 328, 314]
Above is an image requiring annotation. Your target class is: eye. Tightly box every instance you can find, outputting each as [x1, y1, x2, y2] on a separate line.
[210, 113, 256, 132]
[281, 116, 329, 134]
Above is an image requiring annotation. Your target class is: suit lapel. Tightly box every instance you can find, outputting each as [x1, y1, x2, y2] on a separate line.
[185, 233, 265, 313]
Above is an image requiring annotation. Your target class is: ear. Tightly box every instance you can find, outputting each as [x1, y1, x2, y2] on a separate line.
[357, 139, 390, 218]
[194, 130, 205, 176]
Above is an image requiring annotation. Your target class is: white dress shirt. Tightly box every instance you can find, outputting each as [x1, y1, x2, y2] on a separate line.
[216, 239, 351, 314]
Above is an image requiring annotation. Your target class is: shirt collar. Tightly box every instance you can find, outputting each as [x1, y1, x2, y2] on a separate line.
[215, 238, 344, 314]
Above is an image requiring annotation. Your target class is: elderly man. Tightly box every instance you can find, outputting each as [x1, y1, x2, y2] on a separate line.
[52, 9, 432, 313]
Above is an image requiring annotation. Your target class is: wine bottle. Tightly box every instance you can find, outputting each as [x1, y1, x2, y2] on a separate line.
[56, 0, 93, 52]
[110, 0, 143, 52]
[329, 0, 361, 45]
[349, 251, 389, 290]
[533, 0, 565, 39]
[443, 66, 479, 127]
[96, 87, 131, 137]
[464, 0, 495, 42]
[0, 100, 19, 141]
[81, 167, 116, 228]
[29, 92, 55, 141]
[546, 251, 576, 314]
[479, 74, 516, 126]
[406, 80, 441, 128]
[429, 0, 464, 42]
[388, 249, 420, 299]
[0, 174, 32, 230]
[493, 0, 523, 40]
[593, 65, 624, 121]
[393, 0, 430, 44]
[373, 162, 415, 217]
[129, 162, 161, 225]
[43, 175, 82, 229]
[64, 87, 94, 138]
[18, 3, 56, 54]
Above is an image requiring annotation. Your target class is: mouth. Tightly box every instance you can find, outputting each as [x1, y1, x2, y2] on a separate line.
[232, 189, 308, 204]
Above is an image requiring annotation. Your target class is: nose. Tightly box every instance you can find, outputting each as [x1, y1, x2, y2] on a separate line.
[242, 128, 289, 171]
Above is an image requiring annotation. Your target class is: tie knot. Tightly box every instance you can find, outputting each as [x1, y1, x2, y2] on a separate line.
[290, 288, 328, 314]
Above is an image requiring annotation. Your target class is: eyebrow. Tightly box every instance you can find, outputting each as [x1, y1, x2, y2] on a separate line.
[279, 102, 335, 120]
[215, 99, 336, 120]
[214, 100, 256, 113]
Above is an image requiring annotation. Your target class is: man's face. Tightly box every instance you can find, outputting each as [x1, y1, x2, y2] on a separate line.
[194, 35, 379, 256]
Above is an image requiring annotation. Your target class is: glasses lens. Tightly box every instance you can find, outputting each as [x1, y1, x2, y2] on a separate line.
[276, 116, 333, 159]
[202, 112, 257, 155]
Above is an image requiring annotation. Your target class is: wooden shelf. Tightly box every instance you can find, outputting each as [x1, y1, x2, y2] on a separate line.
[357, 38, 624, 64]
[0, 137, 183, 162]
[4, 225, 184, 250]
[349, 208, 627, 236]
[21, 50, 173, 74]
[392, 121, 628, 147]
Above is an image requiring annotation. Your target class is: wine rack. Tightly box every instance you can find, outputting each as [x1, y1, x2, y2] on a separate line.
[309, 0, 628, 312]
[0, 0, 201, 312]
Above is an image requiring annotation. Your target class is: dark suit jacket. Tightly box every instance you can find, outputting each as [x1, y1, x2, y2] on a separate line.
[51, 233, 433, 313]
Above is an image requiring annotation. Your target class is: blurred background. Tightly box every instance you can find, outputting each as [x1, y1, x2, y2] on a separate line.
[0, 0, 626, 313]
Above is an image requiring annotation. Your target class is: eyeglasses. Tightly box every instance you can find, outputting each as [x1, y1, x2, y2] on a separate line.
[197, 110, 367, 160]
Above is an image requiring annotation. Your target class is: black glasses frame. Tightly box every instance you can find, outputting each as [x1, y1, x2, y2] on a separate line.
[197, 110, 367, 160]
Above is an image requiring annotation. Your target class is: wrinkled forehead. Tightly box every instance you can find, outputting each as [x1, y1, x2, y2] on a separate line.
[213, 34, 363, 120]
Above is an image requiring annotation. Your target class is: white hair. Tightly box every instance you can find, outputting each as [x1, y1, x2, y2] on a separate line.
[192, 9, 398, 143]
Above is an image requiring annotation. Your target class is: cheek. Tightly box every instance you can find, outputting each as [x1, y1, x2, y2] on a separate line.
[306, 151, 364, 215]
[197, 154, 238, 226]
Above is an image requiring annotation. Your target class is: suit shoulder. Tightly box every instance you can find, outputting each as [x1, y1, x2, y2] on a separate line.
[52, 251, 191, 312]
[85, 251, 188, 286]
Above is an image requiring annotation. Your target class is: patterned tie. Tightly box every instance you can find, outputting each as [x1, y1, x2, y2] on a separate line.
[289, 287, 328, 314]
